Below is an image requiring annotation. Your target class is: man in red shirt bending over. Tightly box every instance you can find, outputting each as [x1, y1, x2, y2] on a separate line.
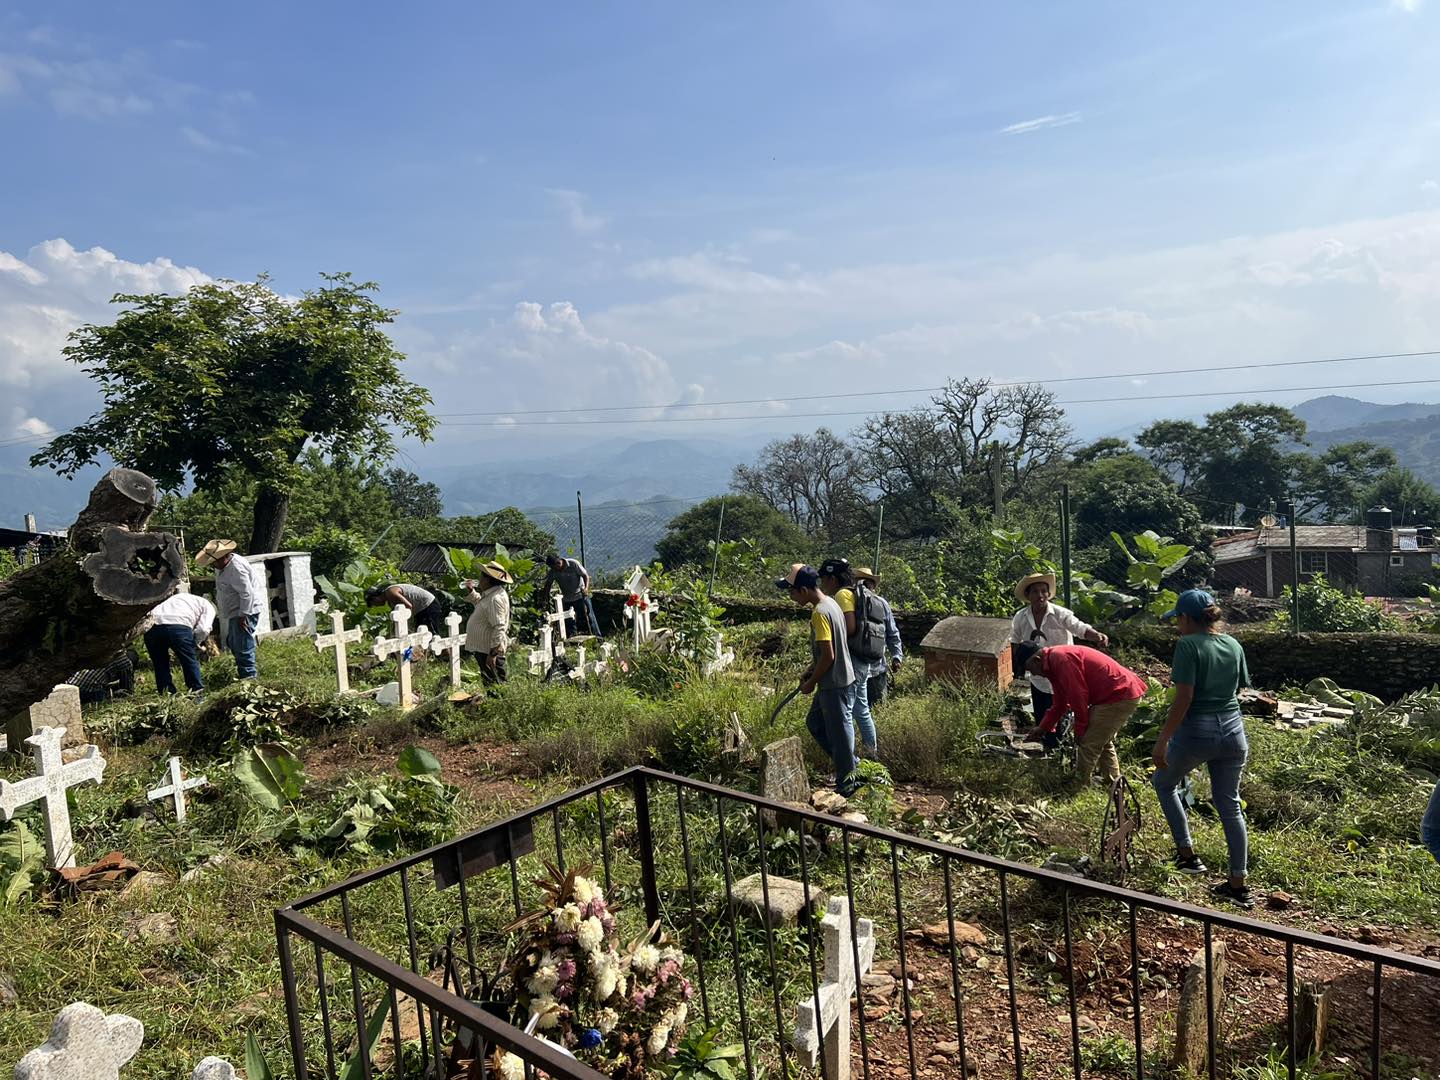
[1013, 641, 1147, 785]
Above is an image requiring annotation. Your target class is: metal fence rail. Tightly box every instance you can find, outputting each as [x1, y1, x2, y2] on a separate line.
[276, 766, 1440, 1080]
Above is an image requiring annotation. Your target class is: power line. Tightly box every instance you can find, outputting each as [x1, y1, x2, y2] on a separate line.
[435, 377, 1440, 427]
[431, 349, 1440, 419]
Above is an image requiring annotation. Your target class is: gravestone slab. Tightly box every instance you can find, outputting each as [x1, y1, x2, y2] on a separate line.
[760, 735, 811, 828]
[191, 1059, 237, 1080]
[1173, 939, 1229, 1074]
[16, 1002, 143, 1080]
[731, 873, 828, 929]
[6, 684, 86, 754]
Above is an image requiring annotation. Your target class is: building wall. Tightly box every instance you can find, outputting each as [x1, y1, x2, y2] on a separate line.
[922, 650, 1009, 692]
[1214, 556, 1269, 596]
[1356, 551, 1437, 596]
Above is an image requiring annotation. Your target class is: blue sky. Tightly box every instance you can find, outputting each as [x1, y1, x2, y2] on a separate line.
[3, 0, 1440, 471]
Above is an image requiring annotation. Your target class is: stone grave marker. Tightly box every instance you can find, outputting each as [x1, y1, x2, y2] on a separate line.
[428, 611, 465, 688]
[1173, 939, 1229, 1074]
[759, 735, 811, 828]
[792, 896, 876, 1080]
[6, 683, 86, 756]
[703, 633, 735, 676]
[0, 726, 106, 869]
[528, 625, 555, 676]
[371, 604, 433, 709]
[313, 610, 363, 693]
[16, 1001, 143, 1080]
[147, 756, 208, 823]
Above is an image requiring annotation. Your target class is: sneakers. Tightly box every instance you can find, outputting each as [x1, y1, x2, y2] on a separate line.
[1175, 853, 1208, 875]
[1211, 881, 1255, 910]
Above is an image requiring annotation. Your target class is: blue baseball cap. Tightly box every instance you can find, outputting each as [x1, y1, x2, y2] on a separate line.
[1163, 589, 1216, 620]
[776, 563, 820, 591]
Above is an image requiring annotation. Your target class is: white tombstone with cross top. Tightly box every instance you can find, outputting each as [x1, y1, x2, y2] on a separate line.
[428, 611, 465, 688]
[0, 726, 106, 869]
[314, 609, 364, 693]
[546, 593, 575, 648]
[147, 756, 208, 823]
[528, 624, 555, 676]
[622, 565, 658, 650]
[792, 896, 875, 1080]
[371, 604, 433, 709]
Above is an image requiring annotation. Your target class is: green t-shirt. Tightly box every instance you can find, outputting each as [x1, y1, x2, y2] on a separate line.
[1171, 632, 1250, 714]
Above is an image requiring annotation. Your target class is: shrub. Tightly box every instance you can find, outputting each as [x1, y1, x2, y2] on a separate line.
[1272, 574, 1400, 633]
[875, 681, 1001, 784]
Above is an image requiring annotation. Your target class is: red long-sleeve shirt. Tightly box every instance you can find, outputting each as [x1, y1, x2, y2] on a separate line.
[1036, 645, 1147, 738]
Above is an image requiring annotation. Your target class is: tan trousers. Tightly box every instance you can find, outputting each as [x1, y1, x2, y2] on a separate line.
[1076, 696, 1142, 783]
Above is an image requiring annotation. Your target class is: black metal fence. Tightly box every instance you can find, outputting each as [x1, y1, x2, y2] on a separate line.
[276, 767, 1440, 1079]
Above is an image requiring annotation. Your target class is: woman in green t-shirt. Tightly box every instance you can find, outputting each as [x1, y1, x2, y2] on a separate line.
[1151, 589, 1254, 908]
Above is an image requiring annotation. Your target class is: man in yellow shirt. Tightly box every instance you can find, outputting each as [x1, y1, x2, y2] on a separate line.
[778, 563, 859, 793]
[819, 558, 877, 754]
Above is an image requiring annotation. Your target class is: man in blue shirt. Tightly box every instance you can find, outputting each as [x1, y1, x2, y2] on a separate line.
[852, 567, 903, 707]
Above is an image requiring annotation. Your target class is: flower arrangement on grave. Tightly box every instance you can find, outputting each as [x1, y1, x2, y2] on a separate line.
[491, 864, 694, 1079]
[625, 592, 650, 612]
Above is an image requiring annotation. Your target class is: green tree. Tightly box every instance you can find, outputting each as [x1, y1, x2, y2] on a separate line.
[31, 273, 434, 553]
[655, 494, 808, 569]
[1291, 442, 1397, 521]
[1070, 452, 1209, 582]
[381, 467, 444, 519]
[1360, 467, 1440, 526]
[376, 507, 557, 565]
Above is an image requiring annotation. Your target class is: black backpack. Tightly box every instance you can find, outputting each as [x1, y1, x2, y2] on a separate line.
[850, 583, 888, 663]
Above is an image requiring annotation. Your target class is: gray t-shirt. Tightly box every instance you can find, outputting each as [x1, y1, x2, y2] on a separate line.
[545, 558, 587, 601]
[812, 592, 856, 691]
[395, 583, 436, 611]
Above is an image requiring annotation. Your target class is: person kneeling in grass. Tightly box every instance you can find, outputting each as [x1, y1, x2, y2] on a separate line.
[1015, 640, 1146, 786]
[1151, 589, 1254, 909]
[778, 562, 859, 795]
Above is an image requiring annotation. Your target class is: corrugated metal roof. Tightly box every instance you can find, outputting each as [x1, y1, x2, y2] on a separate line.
[1211, 525, 1420, 564]
[399, 541, 499, 576]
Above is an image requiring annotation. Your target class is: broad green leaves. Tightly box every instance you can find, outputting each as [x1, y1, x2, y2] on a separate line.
[232, 744, 307, 809]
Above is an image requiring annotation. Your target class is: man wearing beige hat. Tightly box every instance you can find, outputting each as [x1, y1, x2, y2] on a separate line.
[196, 539, 264, 679]
[1010, 571, 1108, 724]
[463, 561, 513, 683]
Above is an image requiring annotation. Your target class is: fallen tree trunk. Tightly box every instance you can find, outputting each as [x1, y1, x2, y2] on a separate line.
[0, 468, 184, 721]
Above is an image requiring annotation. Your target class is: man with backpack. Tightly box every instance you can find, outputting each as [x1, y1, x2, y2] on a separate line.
[852, 566, 903, 706]
[818, 558, 889, 755]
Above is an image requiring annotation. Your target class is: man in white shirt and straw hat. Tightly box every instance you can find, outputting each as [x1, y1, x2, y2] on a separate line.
[464, 560, 513, 683]
[196, 539, 264, 679]
[1010, 570, 1108, 726]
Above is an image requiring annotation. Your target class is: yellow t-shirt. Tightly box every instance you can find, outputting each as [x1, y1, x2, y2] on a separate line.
[834, 588, 856, 614]
[810, 607, 833, 642]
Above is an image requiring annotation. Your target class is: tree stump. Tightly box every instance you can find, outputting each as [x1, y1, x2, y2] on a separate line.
[0, 468, 183, 722]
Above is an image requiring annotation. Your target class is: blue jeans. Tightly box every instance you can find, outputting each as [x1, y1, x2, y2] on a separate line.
[806, 682, 858, 791]
[852, 670, 877, 752]
[228, 613, 259, 679]
[144, 623, 204, 693]
[1423, 780, 1440, 864]
[1150, 709, 1249, 878]
[564, 595, 601, 637]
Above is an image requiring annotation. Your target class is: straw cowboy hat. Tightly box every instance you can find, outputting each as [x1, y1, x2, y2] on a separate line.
[479, 560, 514, 585]
[852, 566, 880, 584]
[1014, 571, 1057, 603]
[195, 539, 238, 568]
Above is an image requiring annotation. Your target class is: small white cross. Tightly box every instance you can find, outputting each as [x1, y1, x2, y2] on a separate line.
[372, 604, 433, 709]
[793, 896, 875, 1080]
[16, 1001, 144, 1080]
[146, 756, 208, 823]
[428, 611, 465, 688]
[547, 593, 576, 646]
[0, 727, 107, 869]
[528, 625, 555, 676]
[704, 633, 736, 676]
[313, 610, 364, 693]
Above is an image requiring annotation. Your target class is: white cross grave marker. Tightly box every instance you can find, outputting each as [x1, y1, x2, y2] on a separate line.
[704, 633, 736, 676]
[622, 566, 658, 651]
[0, 727, 106, 869]
[147, 756, 208, 823]
[528, 625, 555, 676]
[314, 610, 364, 693]
[792, 896, 875, 1080]
[428, 611, 465, 688]
[547, 593, 575, 647]
[371, 604, 433, 709]
[16, 1001, 144, 1080]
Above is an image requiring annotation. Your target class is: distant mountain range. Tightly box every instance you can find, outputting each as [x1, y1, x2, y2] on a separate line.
[1294, 396, 1440, 486]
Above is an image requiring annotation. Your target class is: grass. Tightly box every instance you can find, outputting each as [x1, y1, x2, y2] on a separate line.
[2, 623, 1439, 1075]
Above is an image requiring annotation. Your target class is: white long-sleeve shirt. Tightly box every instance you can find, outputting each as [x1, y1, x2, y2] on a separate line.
[149, 592, 217, 638]
[1010, 603, 1093, 694]
[217, 556, 264, 619]
[464, 585, 511, 654]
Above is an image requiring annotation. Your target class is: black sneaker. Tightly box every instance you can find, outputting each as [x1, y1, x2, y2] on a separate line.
[1176, 853, 1208, 875]
[1211, 881, 1255, 910]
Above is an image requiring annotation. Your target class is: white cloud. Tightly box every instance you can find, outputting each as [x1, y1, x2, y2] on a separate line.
[1391, 0, 1422, 12]
[546, 188, 609, 233]
[999, 111, 1082, 135]
[0, 239, 211, 389]
[180, 125, 250, 156]
[1422, 179, 1440, 195]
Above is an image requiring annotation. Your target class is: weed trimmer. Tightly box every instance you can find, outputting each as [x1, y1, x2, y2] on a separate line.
[769, 682, 802, 726]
